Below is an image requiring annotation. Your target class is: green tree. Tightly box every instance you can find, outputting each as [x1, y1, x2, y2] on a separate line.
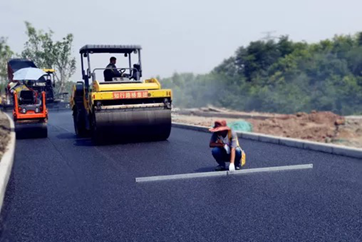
[0, 37, 14, 94]
[161, 32, 362, 115]
[21, 22, 76, 94]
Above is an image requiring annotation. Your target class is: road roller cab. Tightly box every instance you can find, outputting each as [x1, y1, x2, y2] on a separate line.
[5, 59, 57, 109]
[71, 45, 172, 143]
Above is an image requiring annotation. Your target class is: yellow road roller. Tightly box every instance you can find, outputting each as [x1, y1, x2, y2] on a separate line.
[70, 45, 172, 143]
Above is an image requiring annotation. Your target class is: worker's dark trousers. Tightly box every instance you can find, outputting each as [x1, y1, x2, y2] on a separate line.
[212, 147, 242, 167]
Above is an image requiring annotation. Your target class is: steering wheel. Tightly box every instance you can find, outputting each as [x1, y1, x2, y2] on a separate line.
[119, 68, 126, 76]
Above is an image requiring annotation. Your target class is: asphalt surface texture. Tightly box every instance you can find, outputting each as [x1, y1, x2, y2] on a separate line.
[0, 110, 361, 242]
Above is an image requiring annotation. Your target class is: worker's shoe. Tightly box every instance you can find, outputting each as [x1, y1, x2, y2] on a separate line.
[215, 165, 226, 171]
[235, 166, 241, 170]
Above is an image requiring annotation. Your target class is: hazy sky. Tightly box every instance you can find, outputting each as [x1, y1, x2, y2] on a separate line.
[1, 0, 362, 80]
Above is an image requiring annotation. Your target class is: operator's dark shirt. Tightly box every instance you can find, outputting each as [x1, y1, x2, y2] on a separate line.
[104, 63, 121, 81]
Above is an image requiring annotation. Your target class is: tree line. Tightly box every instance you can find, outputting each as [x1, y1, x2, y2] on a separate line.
[2, 25, 362, 115]
[161, 34, 362, 115]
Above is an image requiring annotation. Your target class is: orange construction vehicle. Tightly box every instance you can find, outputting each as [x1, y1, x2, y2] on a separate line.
[13, 90, 48, 138]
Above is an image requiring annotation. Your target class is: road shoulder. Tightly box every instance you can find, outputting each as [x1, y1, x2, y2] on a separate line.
[0, 112, 16, 211]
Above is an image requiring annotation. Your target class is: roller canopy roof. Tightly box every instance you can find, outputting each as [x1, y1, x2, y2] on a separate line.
[80, 45, 142, 54]
[7, 59, 37, 72]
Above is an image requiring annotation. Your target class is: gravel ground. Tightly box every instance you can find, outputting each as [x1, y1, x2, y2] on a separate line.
[173, 112, 362, 148]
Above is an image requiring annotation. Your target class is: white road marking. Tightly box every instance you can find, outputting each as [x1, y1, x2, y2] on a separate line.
[135, 164, 313, 183]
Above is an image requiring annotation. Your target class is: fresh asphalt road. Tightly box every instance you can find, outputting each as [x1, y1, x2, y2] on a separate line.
[0, 110, 361, 241]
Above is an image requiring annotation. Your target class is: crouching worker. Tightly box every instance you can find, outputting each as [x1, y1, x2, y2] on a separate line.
[209, 120, 244, 171]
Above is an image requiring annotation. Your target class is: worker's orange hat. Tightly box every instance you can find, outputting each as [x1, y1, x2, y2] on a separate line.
[209, 120, 230, 132]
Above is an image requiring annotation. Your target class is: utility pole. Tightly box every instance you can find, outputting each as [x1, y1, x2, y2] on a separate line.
[261, 31, 278, 41]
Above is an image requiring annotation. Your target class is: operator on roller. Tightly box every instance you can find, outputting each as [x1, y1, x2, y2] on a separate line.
[9, 81, 29, 95]
[104, 56, 123, 81]
[9, 80, 40, 105]
[209, 120, 244, 171]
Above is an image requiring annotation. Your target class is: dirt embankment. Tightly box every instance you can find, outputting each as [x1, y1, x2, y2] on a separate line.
[335, 116, 362, 148]
[173, 107, 362, 148]
[0, 112, 10, 159]
[248, 111, 344, 142]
